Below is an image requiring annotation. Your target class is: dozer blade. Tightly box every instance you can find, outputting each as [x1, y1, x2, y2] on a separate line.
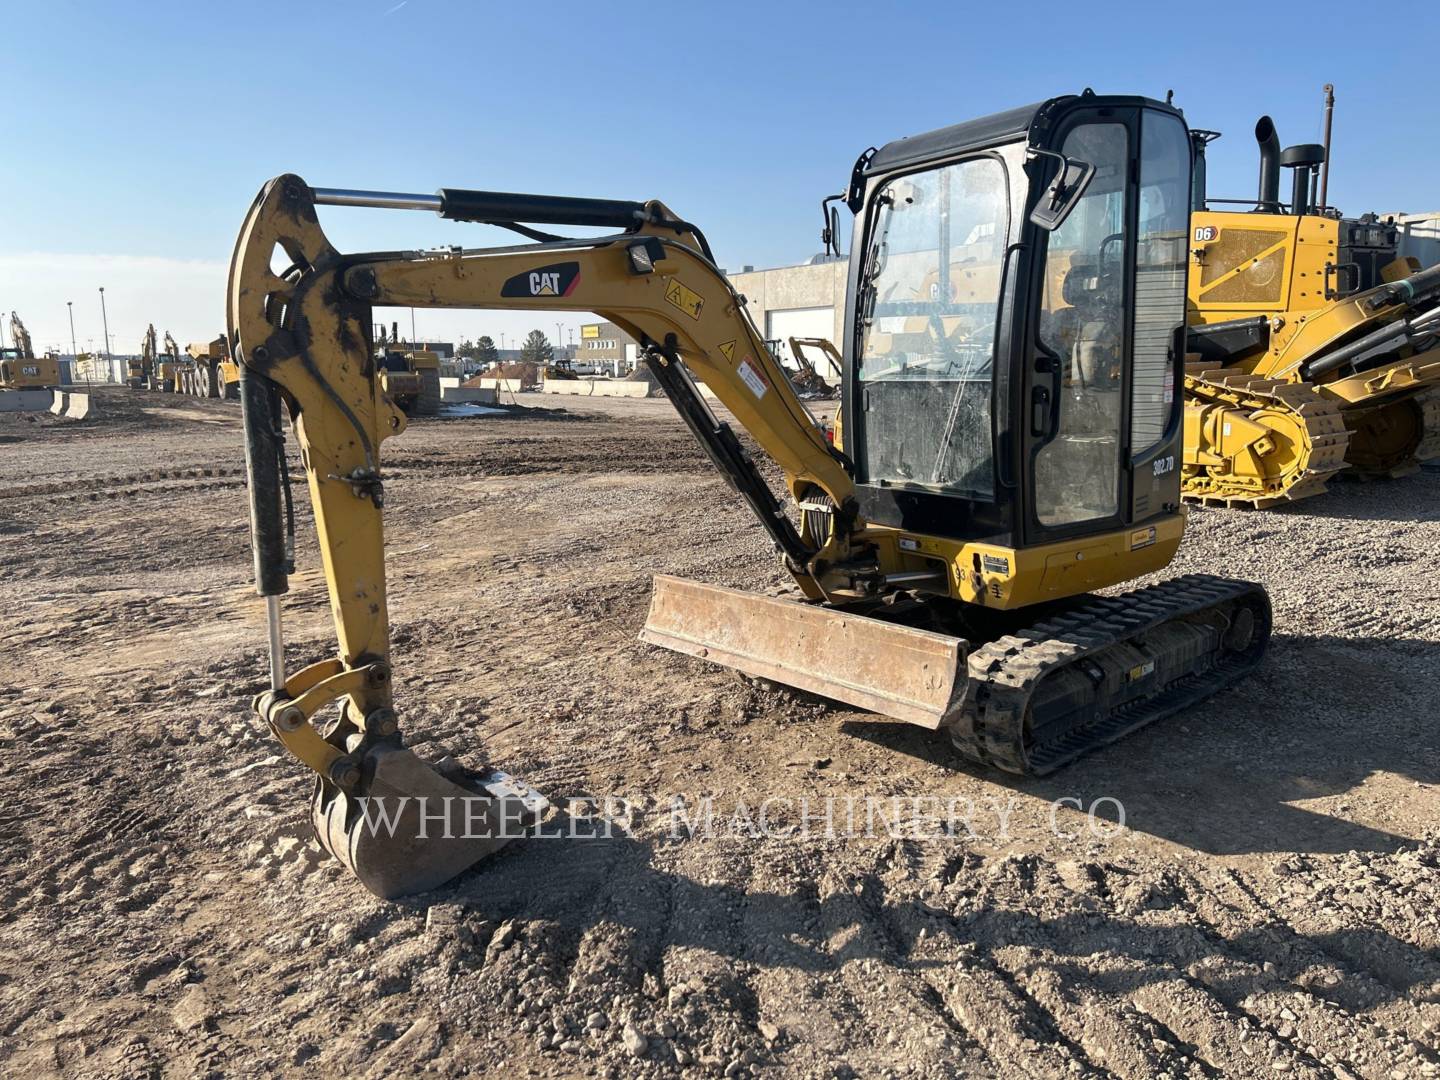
[640, 574, 965, 729]
[312, 744, 548, 900]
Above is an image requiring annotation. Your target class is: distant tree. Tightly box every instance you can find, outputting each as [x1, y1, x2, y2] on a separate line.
[456, 337, 476, 360]
[519, 329, 553, 365]
[475, 335, 500, 366]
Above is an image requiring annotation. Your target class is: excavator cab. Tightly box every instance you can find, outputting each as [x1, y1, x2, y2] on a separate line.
[842, 96, 1191, 553]
[230, 92, 1267, 899]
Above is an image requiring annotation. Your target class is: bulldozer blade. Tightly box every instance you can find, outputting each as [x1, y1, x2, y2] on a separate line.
[312, 744, 548, 900]
[640, 574, 965, 729]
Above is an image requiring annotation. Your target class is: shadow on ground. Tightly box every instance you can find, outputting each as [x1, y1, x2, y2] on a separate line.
[836, 630, 1437, 858]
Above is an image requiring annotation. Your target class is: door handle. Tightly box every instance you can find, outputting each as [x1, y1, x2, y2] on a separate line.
[1031, 352, 1061, 439]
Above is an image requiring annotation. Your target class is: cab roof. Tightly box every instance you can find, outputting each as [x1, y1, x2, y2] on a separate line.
[863, 92, 1181, 177]
[866, 100, 1051, 175]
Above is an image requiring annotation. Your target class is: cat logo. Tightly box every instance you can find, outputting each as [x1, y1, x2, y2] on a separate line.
[500, 261, 581, 299]
[530, 271, 561, 295]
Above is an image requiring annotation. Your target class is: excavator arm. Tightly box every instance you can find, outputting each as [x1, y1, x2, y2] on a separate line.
[8, 313, 34, 359]
[228, 175, 900, 897]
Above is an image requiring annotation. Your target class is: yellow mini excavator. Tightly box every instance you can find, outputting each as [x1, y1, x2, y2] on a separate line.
[231, 92, 1272, 898]
[1183, 95, 1440, 506]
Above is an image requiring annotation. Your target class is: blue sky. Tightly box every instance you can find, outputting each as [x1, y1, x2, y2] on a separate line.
[4, 0, 1437, 353]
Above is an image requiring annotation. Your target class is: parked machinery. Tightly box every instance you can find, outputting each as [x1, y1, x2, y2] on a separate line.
[0, 312, 60, 389]
[230, 92, 1272, 898]
[128, 325, 157, 389]
[374, 323, 442, 416]
[1183, 90, 1440, 506]
[156, 332, 184, 393]
[185, 335, 242, 399]
[785, 336, 842, 397]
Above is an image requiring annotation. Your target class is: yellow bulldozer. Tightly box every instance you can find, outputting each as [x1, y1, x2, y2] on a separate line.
[230, 92, 1273, 898]
[1183, 91, 1440, 506]
[0, 312, 60, 389]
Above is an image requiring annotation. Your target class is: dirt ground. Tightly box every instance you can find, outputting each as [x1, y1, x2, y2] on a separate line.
[1, 387, 1437, 1079]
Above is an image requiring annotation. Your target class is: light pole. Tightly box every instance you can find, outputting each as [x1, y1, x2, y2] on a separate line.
[68, 301, 87, 391]
[99, 287, 112, 383]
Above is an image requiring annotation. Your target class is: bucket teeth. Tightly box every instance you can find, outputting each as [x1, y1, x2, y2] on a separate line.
[311, 744, 548, 900]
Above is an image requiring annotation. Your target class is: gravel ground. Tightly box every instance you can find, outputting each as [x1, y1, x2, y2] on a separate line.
[0, 387, 1437, 1079]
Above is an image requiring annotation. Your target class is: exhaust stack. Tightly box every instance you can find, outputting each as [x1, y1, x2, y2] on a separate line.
[1255, 116, 1282, 211]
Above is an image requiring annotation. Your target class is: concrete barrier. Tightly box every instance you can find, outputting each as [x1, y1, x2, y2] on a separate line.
[0, 389, 58, 412]
[442, 385, 499, 404]
[541, 378, 651, 398]
[0, 389, 91, 418]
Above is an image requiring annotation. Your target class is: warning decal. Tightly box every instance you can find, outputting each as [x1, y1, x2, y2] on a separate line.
[737, 357, 769, 399]
[664, 279, 705, 320]
[717, 339, 736, 362]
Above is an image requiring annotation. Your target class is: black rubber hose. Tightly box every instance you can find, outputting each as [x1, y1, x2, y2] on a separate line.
[240, 366, 291, 597]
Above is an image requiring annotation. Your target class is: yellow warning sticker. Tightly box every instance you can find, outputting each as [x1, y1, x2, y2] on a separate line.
[664, 279, 705, 320]
[717, 339, 736, 362]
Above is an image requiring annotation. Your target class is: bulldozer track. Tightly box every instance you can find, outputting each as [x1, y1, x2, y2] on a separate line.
[1409, 387, 1440, 463]
[0, 466, 248, 505]
[950, 574, 1270, 775]
[1182, 366, 1351, 508]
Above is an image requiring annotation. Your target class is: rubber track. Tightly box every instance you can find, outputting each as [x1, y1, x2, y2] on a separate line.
[1183, 365, 1351, 507]
[950, 574, 1269, 775]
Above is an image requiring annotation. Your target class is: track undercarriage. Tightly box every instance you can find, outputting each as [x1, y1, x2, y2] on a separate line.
[643, 574, 1271, 776]
[1182, 365, 1440, 508]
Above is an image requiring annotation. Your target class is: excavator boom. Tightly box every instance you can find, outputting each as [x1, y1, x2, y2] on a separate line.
[230, 176, 915, 897]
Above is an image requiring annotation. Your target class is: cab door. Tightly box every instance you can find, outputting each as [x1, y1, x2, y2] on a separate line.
[1023, 107, 1189, 541]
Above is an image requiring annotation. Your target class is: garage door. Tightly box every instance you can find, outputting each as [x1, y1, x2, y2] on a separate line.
[765, 306, 837, 370]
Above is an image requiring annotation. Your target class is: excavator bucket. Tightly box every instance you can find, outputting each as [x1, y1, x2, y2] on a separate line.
[640, 575, 967, 729]
[311, 744, 548, 900]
